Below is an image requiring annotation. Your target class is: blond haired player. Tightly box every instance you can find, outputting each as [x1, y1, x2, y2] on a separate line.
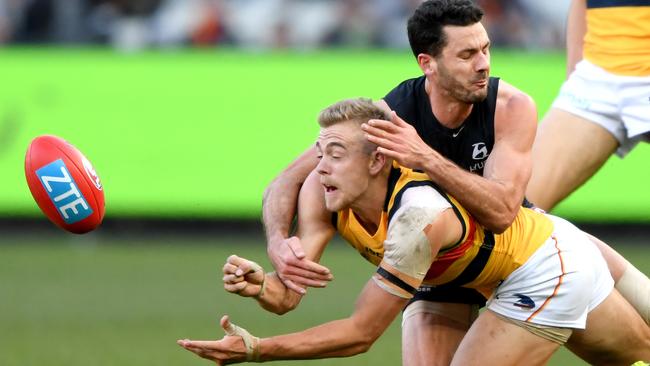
[178, 98, 650, 365]
[527, 0, 650, 324]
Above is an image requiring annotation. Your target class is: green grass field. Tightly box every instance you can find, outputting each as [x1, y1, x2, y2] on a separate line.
[2, 235, 648, 365]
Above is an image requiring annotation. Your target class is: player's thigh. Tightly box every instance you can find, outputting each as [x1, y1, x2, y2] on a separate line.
[566, 289, 650, 365]
[402, 302, 474, 366]
[585, 232, 628, 281]
[527, 108, 618, 210]
[450, 310, 559, 366]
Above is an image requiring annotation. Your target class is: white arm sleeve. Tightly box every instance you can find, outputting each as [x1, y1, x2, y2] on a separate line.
[382, 185, 452, 281]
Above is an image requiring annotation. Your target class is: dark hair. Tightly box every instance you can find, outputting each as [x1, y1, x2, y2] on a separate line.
[407, 0, 484, 58]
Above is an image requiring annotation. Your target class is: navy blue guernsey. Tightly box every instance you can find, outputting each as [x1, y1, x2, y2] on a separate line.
[383, 76, 499, 175]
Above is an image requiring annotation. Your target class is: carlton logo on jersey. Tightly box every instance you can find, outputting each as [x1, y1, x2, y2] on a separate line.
[472, 142, 489, 160]
[36, 159, 93, 224]
[469, 142, 490, 172]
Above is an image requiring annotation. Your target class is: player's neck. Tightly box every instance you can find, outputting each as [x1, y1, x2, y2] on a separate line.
[349, 176, 388, 234]
[425, 78, 473, 129]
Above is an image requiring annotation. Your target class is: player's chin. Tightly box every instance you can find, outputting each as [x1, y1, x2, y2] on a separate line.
[467, 88, 488, 103]
[324, 197, 345, 213]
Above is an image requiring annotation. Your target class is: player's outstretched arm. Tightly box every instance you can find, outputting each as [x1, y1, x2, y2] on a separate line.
[180, 199, 459, 363]
[263, 146, 333, 293]
[179, 279, 409, 364]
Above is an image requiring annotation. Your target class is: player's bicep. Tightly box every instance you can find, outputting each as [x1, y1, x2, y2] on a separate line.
[485, 90, 537, 194]
[295, 171, 336, 262]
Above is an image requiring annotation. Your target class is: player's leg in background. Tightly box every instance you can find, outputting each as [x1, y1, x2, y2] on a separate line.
[566, 289, 650, 365]
[401, 302, 476, 366]
[586, 233, 650, 324]
[449, 310, 560, 366]
[526, 109, 650, 324]
[526, 108, 617, 212]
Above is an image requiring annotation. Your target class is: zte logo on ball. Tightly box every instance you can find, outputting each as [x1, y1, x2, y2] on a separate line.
[36, 159, 93, 224]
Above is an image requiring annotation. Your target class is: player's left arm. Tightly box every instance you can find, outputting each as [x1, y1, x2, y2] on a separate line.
[477, 82, 537, 231]
[433, 83, 535, 233]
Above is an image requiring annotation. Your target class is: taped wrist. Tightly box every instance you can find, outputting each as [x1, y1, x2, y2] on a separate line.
[223, 320, 261, 361]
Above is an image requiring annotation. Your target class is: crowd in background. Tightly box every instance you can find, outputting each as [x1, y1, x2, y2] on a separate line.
[0, 0, 569, 51]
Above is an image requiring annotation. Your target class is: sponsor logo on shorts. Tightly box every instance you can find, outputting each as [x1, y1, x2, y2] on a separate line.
[513, 293, 536, 309]
[36, 159, 93, 224]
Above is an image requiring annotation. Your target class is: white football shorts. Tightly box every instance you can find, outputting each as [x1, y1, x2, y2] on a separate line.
[487, 214, 614, 329]
[552, 59, 650, 157]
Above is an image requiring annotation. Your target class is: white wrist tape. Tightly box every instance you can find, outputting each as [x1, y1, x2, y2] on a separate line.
[223, 320, 261, 361]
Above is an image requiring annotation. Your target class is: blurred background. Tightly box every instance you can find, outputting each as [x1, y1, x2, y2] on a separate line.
[0, 1, 648, 365]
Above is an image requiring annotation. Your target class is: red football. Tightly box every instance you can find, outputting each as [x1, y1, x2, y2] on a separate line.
[25, 135, 105, 234]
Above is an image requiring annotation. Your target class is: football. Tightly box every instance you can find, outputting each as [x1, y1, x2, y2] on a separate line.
[24, 135, 105, 234]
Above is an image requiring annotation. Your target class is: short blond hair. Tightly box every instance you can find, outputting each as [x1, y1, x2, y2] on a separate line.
[318, 98, 389, 128]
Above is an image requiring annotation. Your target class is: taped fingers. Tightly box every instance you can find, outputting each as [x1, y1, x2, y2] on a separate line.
[221, 316, 261, 362]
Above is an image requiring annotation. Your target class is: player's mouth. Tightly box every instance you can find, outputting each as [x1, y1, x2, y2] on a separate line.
[473, 79, 487, 88]
[323, 184, 338, 193]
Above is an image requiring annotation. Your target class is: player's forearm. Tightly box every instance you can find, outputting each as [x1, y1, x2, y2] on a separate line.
[263, 177, 300, 244]
[422, 153, 519, 233]
[262, 149, 318, 249]
[255, 272, 302, 315]
[258, 318, 375, 361]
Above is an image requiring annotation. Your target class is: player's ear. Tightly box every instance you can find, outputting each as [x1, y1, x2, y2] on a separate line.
[417, 53, 435, 77]
[368, 150, 386, 175]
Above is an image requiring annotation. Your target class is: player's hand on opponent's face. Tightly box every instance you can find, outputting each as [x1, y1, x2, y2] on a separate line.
[223, 255, 265, 297]
[362, 111, 434, 170]
[178, 316, 252, 365]
[267, 236, 332, 295]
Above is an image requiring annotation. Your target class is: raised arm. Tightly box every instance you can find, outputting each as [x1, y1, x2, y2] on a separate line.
[263, 146, 333, 293]
[226, 171, 336, 314]
[566, 0, 587, 77]
[364, 87, 536, 233]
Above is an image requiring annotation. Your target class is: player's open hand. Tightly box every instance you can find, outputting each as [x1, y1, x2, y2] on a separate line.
[268, 236, 332, 294]
[223, 255, 266, 297]
[362, 111, 434, 170]
[178, 315, 256, 365]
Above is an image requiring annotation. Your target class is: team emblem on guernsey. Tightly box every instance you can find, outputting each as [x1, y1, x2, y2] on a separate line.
[513, 293, 536, 309]
[471, 142, 489, 160]
[36, 159, 93, 224]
